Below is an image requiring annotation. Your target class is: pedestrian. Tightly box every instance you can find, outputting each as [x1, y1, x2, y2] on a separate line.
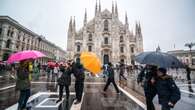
[185, 65, 194, 93]
[28, 61, 33, 81]
[103, 62, 120, 94]
[119, 62, 127, 80]
[72, 58, 85, 104]
[16, 60, 31, 110]
[137, 65, 157, 110]
[56, 62, 72, 103]
[53, 63, 59, 82]
[46, 65, 51, 79]
[156, 68, 181, 110]
[102, 64, 109, 79]
[33, 63, 40, 80]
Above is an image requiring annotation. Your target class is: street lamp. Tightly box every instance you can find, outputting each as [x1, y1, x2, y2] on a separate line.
[185, 42, 195, 66]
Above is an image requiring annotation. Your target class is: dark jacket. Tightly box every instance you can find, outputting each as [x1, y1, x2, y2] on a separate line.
[156, 75, 181, 106]
[107, 66, 115, 78]
[16, 67, 31, 90]
[58, 67, 72, 86]
[72, 62, 85, 81]
[137, 67, 157, 85]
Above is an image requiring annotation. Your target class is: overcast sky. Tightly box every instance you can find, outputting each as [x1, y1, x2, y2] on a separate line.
[0, 0, 195, 52]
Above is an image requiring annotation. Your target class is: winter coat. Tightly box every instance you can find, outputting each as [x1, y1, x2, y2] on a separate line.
[72, 62, 85, 81]
[156, 75, 181, 106]
[57, 67, 72, 86]
[16, 67, 31, 90]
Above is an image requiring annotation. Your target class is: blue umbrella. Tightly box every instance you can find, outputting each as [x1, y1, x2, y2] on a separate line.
[135, 51, 184, 68]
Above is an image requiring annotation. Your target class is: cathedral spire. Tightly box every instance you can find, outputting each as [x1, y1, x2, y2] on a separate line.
[125, 12, 129, 30]
[95, 0, 98, 16]
[112, 1, 114, 14]
[135, 21, 139, 35]
[115, 1, 118, 18]
[72, 16, 76, 32]
[125, 12, 128, 25]
[84, 8, 87, 26]
[138, 21, 141, 33]
[99, 0, 101, 12]
[68, 16, 72, 32]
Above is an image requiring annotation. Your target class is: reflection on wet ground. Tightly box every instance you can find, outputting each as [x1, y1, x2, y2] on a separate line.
[26, 93, 74, 110]
[81, 84, 144, 110]
[0, 82, 75, 110]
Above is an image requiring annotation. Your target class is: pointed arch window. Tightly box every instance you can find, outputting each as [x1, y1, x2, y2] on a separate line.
[104, 37, 108, 44]
[88, 45, 92, 52]
[120, 36, 123, 42]
[77, 45, 80, 52]
[120, 46, 124, 53]
[88, 33, 92, 41]
[131, 47, 134, 53]
[104, 20, 109, 31]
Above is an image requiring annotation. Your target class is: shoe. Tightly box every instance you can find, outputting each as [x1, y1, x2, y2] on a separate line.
[117, 92, 121, 94]
[74, 100, 81, 104]
[102, 90, 106, 94]
[56, 99, 62, 103]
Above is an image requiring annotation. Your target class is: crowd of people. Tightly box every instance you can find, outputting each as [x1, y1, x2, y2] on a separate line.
[13, 58, 85, 110]
[2, 57, 194, 110]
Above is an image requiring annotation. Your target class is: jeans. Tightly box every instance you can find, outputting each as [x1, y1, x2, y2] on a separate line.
[18, 89, 31, 110]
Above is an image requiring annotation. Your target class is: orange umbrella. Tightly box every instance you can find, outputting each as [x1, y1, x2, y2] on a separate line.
[80, 52, 101, 75]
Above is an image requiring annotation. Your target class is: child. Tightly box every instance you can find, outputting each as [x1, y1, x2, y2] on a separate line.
[156, 68, 181, 110]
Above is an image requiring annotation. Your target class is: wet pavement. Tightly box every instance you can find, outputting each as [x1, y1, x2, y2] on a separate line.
[0, 71, 195, 110]
[82, 84, 144, 110]
[0, 76, 145, 110]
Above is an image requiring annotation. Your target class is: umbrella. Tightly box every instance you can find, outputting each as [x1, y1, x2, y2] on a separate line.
[80, 52, 101, 75]
[7, 50, 46, 64]
[135, 51, 184, 68]
[47, 61, 56, 67]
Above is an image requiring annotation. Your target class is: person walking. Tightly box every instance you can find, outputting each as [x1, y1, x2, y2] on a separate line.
[72, 58, 85, 104]
[53, 63, 59, 82]
[103, 62, 120, 94]
[56, 62, 72, 103]
[155, 68, 181, 110]
[137, 65, 157, 110]
[33, 63, 39, 80]
[28, 61, 33, 81]
[16, 60, 31, 110]
[119, 62, 127, 80]
[102, 64, 109, 80]
[185, 65, 194, 93]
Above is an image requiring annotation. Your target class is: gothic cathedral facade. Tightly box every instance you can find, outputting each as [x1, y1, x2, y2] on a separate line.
[67, 1, 143, 65]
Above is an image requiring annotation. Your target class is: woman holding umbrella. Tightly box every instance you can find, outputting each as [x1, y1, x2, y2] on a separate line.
[7, 50, 45, 110]
[16, 60, 31, 110]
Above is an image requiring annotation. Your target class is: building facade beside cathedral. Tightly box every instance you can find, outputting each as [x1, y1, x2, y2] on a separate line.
[67, 1, 143, 65]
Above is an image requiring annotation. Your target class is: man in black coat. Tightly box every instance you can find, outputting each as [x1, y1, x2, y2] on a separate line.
[103, 62, 120, 93]
[72, 58, 85, 104]
[56, 63, 72, 103]
[137, 65, 157, 110]
[156, 68, 181, 110]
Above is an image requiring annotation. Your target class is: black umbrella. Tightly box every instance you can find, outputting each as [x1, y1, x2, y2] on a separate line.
[135, 51, 184, 68]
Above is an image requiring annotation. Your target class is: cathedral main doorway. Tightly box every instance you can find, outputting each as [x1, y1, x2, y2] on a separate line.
[103, 54, 109, 64]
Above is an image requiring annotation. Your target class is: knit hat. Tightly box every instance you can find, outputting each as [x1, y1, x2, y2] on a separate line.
[158, 67, 167, 74]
